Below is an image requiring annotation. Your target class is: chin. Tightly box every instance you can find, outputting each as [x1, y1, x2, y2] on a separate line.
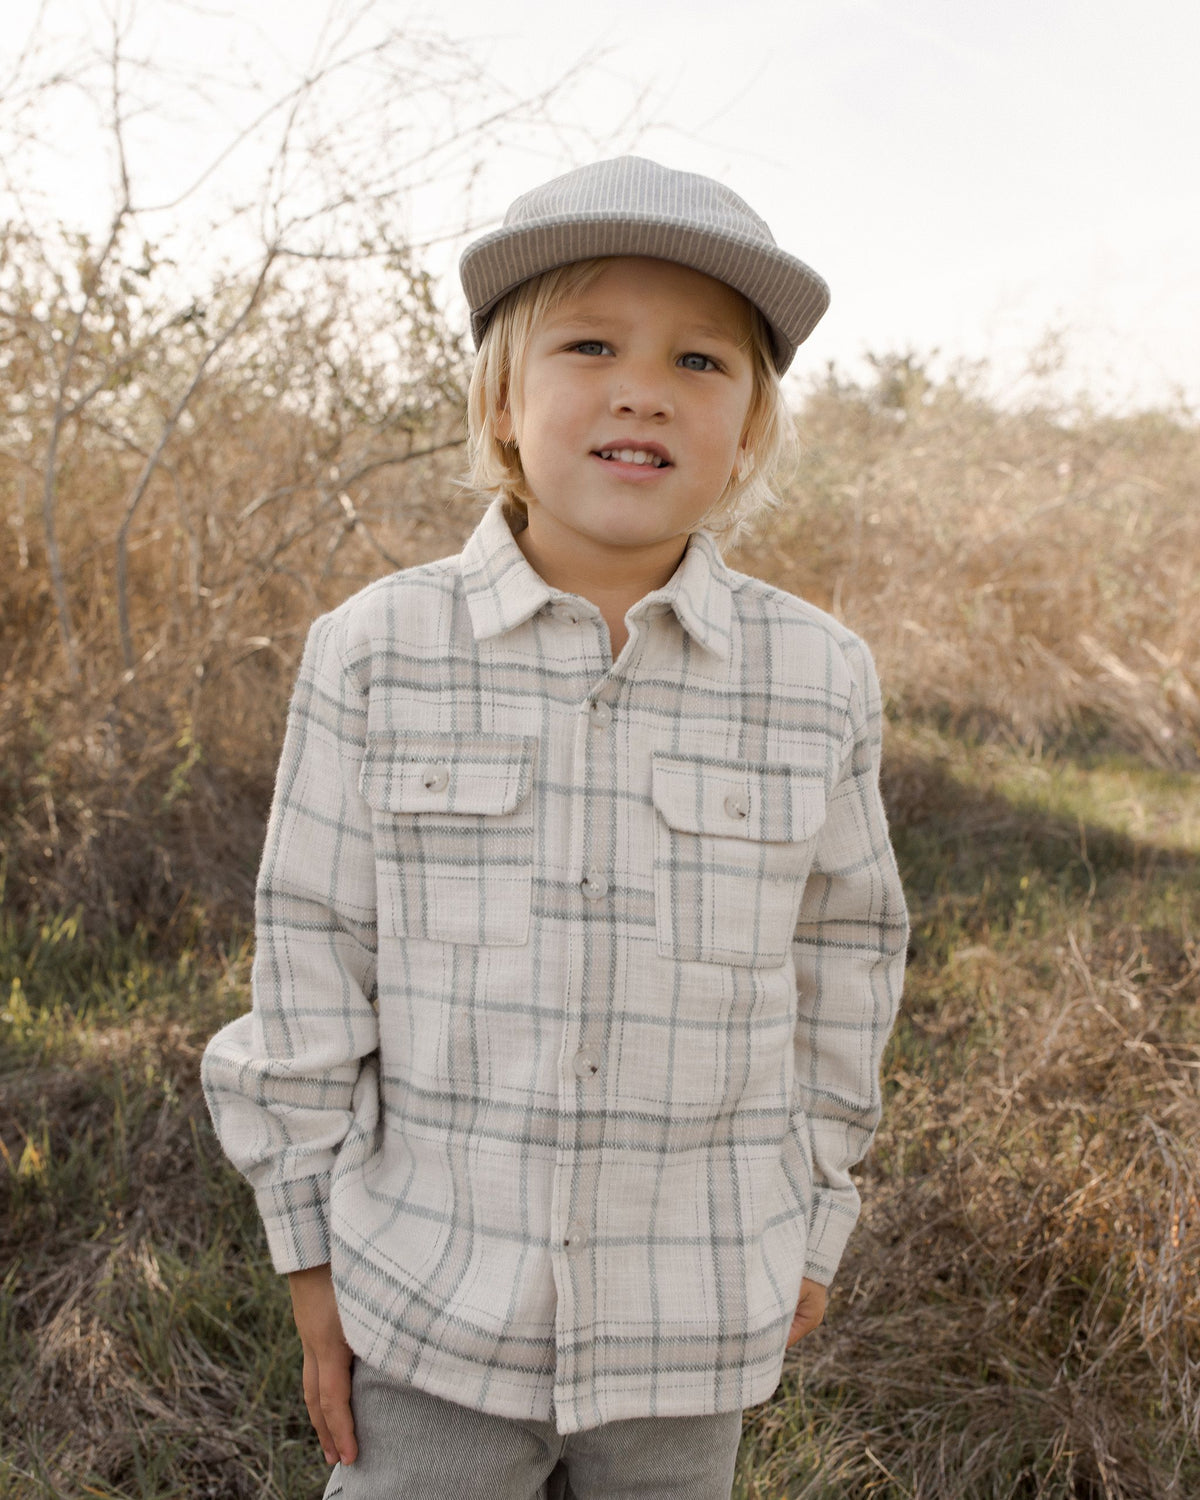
[592, 523, 671, 548]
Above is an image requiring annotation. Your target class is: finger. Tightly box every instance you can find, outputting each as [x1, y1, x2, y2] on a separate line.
[786, 1299, 824, 1346]
[318, 1350, 359, 1465]
[302, 1351, 339, 1464]
[786, 1313, 812, 1347]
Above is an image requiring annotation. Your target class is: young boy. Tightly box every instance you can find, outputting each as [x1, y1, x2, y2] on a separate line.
[202, 156, 908, 1499]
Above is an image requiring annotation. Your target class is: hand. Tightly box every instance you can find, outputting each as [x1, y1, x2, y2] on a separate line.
[786, 1277, 828, 1347]
[288, 1263, 358, 1466]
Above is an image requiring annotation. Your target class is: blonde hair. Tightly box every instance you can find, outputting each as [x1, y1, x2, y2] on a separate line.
[465, 257, 795, 545]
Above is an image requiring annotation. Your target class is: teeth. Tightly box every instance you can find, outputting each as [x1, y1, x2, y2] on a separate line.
[599, 449, 665, 467]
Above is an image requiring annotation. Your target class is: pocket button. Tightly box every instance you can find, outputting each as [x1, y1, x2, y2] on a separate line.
[723, 791, 749, 820]
[421, 766, 450, 793]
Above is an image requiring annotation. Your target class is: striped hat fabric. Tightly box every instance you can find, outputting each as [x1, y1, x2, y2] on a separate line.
[459, 156, 830, 374]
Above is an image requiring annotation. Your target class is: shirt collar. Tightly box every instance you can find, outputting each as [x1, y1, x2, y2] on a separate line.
[646, 524, 734, 661]
[460, 497, 734, 662]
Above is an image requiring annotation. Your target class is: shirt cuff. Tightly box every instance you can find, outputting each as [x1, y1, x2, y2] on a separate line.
[256, 1173, 333, 1273]
[804, 1186, 860, 1286]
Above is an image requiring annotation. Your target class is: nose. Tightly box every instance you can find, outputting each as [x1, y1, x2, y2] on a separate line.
[610, 358, 672, 421]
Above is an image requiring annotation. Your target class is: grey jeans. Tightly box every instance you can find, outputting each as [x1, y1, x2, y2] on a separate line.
[322, 1360, 743, 1500]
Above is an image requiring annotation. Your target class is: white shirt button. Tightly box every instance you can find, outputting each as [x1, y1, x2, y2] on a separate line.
[421, 766, 450, 793]
[588, 700, 612, 728]
[723, 791, 749, 820]
[552, 603, 580, 625]
[573, 1046, 602, 1079]
[581, 871, 609, 900]
[562, 1222, 589, 1253]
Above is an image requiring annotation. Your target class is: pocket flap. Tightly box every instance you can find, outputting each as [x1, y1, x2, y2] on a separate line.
[651, 753, 827, 843]
[360, 732, 537, 816]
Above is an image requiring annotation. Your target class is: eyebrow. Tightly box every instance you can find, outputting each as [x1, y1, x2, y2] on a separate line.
[689, 320, 749, 346]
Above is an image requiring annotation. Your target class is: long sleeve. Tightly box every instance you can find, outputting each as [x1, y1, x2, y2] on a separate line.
[201, 609, 380, 1272]
[789, 636, 907, 1284]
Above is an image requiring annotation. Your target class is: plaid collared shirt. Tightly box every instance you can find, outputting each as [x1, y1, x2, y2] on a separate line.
[202, 497, 907, 1435]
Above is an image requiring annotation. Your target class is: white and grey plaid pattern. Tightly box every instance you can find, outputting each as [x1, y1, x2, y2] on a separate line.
[202, 498, 907, 1435]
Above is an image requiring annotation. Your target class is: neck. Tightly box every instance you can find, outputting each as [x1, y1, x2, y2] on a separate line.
[513, 510, 690, 613]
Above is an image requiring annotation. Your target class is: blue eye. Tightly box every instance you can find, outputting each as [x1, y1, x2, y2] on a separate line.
[573, 341, 608, 356]
[679, 352, 718, 372]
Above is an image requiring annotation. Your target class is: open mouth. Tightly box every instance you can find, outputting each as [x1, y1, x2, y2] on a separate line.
[594, 448, 670, 468]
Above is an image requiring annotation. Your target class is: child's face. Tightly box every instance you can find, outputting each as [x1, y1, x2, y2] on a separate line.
[498, 256, 755, 563]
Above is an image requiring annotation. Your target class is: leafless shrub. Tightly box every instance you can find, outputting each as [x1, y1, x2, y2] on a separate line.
[0, 2, 601, 931]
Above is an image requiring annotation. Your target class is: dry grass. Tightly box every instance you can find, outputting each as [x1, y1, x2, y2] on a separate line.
[736, 367, 1200, 769]
[735, 731, 1200, 1497]
[3, 355, 1199, 1497]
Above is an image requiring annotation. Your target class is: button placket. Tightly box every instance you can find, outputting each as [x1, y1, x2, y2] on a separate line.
[562, 661, 617, 1303]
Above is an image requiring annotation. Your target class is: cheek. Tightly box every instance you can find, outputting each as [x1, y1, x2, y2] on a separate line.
[523, 383, 588, 449]
[507, 374, 553, 449]
[706, 404, 752, 461]
[729, 393, 757, 456]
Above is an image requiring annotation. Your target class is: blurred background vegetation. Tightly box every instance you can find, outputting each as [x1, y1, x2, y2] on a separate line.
[2, 9, 1198, 1499]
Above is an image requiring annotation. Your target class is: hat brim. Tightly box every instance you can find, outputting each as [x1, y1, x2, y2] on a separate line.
[460, 213, 830, 375]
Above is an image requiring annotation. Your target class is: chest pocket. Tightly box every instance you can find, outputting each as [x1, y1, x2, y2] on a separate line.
[651, 752, 828, 968]
[359, 731, 538, 946]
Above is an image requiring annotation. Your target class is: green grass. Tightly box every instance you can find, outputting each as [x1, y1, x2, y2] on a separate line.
[3, 734, 1198, 1498]
[0, 920, 327, 1500]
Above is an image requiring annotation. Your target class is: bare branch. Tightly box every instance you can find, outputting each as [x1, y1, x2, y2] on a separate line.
[41, 205, 132, 682]
[334, 438, 466, 493]
[235, 436, 466, 525]
[115, 247, 277, 669]
[0, 0, 55, 106]
[3, 0, 617, 705]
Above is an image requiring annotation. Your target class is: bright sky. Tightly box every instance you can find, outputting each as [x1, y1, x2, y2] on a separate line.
[6, 0, 1198, 412]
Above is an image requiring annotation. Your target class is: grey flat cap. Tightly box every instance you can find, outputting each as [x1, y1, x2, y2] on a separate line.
[459, 156, 830, 374]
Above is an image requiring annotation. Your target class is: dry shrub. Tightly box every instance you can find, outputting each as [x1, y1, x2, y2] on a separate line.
[1, 264, 480, 934]
[734, 363, 1200, 769]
